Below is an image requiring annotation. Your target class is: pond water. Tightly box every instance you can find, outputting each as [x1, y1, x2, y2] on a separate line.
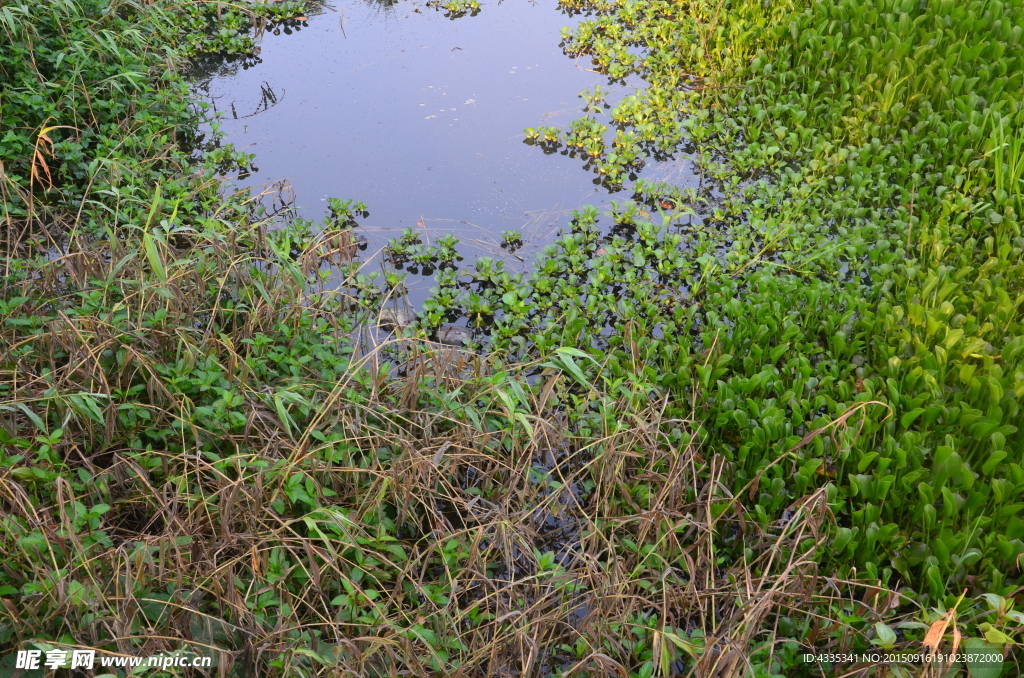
[194, 0, 696, 281]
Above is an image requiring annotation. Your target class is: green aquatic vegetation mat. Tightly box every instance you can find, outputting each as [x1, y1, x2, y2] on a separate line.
[420, 0, 1024, 645]
[512, 0, 1024, 602]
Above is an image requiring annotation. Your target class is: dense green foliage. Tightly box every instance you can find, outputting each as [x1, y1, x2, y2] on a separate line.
[4, 0, 1024, 675]
[422, 0, 1024, 667]
[520, 0, 1024, 606]
[415, 0, 1024, 610]
[0, 0, 193, 223]
[505, 0, 1024, 603]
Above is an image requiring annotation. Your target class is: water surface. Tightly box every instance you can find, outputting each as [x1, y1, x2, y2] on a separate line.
[195, 0, 695, 272]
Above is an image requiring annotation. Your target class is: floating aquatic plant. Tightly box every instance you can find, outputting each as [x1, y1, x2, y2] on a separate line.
[326, 197, 369, 228]
[426, 0, 480, 18]
[499, 229, 523, 252]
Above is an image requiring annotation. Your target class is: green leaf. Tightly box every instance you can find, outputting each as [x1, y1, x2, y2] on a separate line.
[857, 452, 879, 473]
[274, 395, 293, 437]
[982, 628, 1013, 647]
[769, 343, 790, 362]
[872, 622, 897, 649]
[16, 404, 47, 433]
[663, 631, 701, 660]
[547, 351, 591, 387]
[965, 638, 1003, 678]
[900, 408, 926, 428]
[554, 346, 597, 364]
[143, 230, 167, 283]
[70, 394, 106, 425]
[515, 412, 535, 439]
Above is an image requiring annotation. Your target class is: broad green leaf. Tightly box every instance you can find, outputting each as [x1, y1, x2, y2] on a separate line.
[872, 622, 897, 649]
[900, 408, 925, 428]
[965, 638, 1003, 678]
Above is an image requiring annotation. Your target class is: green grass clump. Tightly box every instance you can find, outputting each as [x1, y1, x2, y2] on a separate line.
[5, 0, 1024, 675]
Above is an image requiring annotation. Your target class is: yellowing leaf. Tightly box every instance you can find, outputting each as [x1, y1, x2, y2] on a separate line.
[922, 610, 953, 652]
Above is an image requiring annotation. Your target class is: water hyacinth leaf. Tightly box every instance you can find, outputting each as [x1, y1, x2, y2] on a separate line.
[900, 408, 926, 429]
[833, 527, 854, 553]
